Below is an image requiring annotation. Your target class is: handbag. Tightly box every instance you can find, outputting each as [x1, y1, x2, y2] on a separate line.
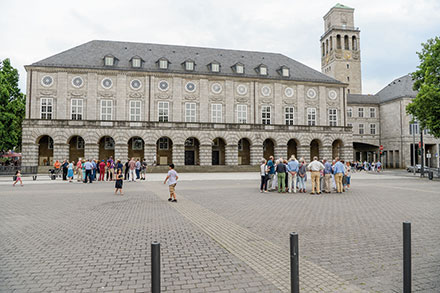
[13, 175, 17, 181]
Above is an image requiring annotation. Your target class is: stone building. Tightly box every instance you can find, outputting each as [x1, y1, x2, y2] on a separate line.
[21, 41, 353, 168]
[321, 4, 440, 168]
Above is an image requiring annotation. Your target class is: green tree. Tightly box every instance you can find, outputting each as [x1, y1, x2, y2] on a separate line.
[406, 36, 440, 138]
[0, 58, 26, 152]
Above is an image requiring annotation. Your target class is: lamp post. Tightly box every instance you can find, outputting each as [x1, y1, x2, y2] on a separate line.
[412, 123, 416, 175]
[420, 128, 424, 177]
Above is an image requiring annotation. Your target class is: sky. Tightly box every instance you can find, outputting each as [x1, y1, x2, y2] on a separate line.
[1, 0, 439, 94]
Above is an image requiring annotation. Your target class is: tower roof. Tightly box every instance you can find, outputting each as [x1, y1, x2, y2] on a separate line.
[333, 3, 354, 10]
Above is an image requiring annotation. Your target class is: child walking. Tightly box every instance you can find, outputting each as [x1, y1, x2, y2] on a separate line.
[13, 170, 23, 187]
[164, 164, 178, 202]
[114, 169, 124, 195]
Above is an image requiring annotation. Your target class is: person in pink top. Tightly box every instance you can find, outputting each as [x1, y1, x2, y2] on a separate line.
[76, 159, 83, 182]
[128, 158, 136, 182]
[13, 170, 23, 187]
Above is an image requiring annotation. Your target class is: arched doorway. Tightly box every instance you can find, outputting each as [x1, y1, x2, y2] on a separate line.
[332, 139, 343, 159]
[238, 138, 251, 165]
[99, 136, 115, 161]
[185, 137, 200, 165]
[310, 139, 321, 161]
[128, 137, 144, 160]
[37, 135, 53, 166]
[156, 137, 172, 165]
[68, 136, 84, 163]
[287, 139, 298, 159]
[212, 138, 226, 165]
[263, 138, 275, 160]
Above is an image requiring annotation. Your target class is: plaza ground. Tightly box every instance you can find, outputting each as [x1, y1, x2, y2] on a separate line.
[0, 171, 439, 292]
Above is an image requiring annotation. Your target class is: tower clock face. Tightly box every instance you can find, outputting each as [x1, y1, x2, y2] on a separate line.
[344, 52, 351, 60]
[325, 56, 330, 65]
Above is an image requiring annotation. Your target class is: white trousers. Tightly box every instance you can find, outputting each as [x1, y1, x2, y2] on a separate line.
[129, 169, 136, 181]
[288, 172, 297, 193]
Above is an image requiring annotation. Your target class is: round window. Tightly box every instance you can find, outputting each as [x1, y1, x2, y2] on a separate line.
[285, 87, 294, 98]
[185, 82, 196, 93]
[130, 79, 142, 90]
[328, 90, 338, 100]
[72, 76, 83, 88]
[101, 78, 113, 89]
[158, 80, 169, 91]
[41, 76, 53, 87]
[211, 83, 222, 94]
[237, 84, 248, 95]
[261, 86, 271, 97]
[306, 88, 317, 99]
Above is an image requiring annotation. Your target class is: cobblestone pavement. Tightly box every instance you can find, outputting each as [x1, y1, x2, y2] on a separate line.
[1, 171, 439, 292]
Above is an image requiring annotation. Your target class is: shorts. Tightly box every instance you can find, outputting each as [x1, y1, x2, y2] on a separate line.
[169, 183, 176, 194]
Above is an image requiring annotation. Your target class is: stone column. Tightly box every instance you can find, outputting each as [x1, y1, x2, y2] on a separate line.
[115, 143, 128, 161]
[225, 144, 237, 165]
[53, 143, 69, 162]
[274, 144, 288, 160]
[22, 143, 39, 166]
[144, 143, 156, 165]
[199, 144, 212, 166]
[250, 144, 263, 166]
[297, 145, 310, 162]
[342, 146, 353, 162]
[321, 145, 332, 160]
[172, 144, 184, 166]
[84, 143, 99, 161]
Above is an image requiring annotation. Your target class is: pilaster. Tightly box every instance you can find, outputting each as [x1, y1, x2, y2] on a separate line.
[144, 144, 156, 165]
[84, 143, 99, 161]
[22, 143, 39, 166]
[297, 145, 310, 162]
[250, 144, 263, 166]
[115, 143, 128, 161]
[274, 145, 288, 161]
[172, 144, 184, 166]
[225, 144, 238, 166]
[53, 143, 69, 162]
[199, 144, 212, 166]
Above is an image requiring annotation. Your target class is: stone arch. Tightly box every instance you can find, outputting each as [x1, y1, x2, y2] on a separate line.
[212, 137, 226, 165]
[336, 34, 342, 49]
[310, 138, 323, 161]
[322, 42, 325, 57]
[344, 35, 349, 50]
[332, 139, 344, 160]
[36, 135, 54, 166]
[128, 136, 144, 160]
[330, 36, 333, 50]
[184, 137, 200, 165]
[287, 138, 299, 159]
[325, 39, 329, 55]
[67, 135, 85, 163]
[238, 137, 251, 165]
[98, 136, 115, 161]
[263, 138, 276, 160]
[156, 136, 173, 165]
[352, 36, 357, 50]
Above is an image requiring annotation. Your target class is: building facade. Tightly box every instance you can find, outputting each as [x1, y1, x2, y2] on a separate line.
[22, 41, 353, 167]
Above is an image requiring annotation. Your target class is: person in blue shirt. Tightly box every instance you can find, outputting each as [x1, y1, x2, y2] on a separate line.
[91, 160, 97, 181]
[266, 156, 275, 191]
[287, 155, 299, 193]
[323, 158, 333, 193]
[333, 157, 345, 193]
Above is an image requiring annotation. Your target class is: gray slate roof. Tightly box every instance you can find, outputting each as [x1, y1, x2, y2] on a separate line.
[347, 94, 379, 105]
[30, 40, 342, 84]
[376, 74, 418, 103]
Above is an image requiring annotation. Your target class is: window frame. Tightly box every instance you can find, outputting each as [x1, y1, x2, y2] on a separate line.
[71, 98, 83, 120]
[129, 100, 141, 121]
[210, 63, 220, 73]
[211, 103, 222, 123]
[307, 108, 316, 126]
[358, 107, 364, 118]
[159, 59, 168, 69]
[370, 107, 376, 118]
[158, 101, 169, 122]
[185, 102, 197, 122]
[40, 98, 53, 120]
[100, 99, 113, 121]
[359, 123, 364, 135]
[328, 108, 337, 126]
[347, 107, 353, 118]
[284, 106, 294, 125]
[237, 104, 247, 124]
[104, 56, 114, 66]
[132, 58, 141, 68]
[158, 137, 169, 150]
[370, 123, 376, 135]
[261, 105, 271, 125]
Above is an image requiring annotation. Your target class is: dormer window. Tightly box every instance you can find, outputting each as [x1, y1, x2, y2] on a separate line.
[157, 58, 169, 69]
[131, 57, 142, 68]
[183, 60, 195, 71]
[279, 66, 290, 77]
[256, 64, 268, 76]
[209, 61, 220, 73]
[104, 55, 115, 66]
[233, 63, 244, 74]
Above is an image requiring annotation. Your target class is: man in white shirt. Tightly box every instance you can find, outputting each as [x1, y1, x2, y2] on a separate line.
[307, 156, 324, 194]
[164, 164, 179, 202]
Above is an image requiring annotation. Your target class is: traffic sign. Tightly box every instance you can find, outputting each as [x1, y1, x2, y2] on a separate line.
[427, 153, 431, 158]
[380, 145, 384, 151]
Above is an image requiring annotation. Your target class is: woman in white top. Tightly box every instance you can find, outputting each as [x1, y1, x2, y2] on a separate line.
[260, 159, 268, 193]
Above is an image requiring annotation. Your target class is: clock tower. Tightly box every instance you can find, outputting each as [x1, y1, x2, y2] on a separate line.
[321, 3, 362, 94]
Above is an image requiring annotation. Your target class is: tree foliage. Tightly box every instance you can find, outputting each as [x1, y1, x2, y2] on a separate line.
[406, 36, 440, 138]
[0, 58, 26, 152]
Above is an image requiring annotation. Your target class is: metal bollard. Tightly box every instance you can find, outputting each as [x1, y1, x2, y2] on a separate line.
[403, 222, 411, 293]
[151, 241, 160, 293]
[290, 232, 299, 293]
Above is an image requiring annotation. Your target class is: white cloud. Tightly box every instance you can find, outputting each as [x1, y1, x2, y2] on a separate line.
[1, 0, 439, 94]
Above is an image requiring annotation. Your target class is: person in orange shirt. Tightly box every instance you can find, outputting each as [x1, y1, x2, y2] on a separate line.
[54, 160, 61, 169]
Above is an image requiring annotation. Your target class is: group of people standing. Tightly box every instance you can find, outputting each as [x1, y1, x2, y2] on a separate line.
[54, 157, 148, 184]
[260, 155, 352, 194]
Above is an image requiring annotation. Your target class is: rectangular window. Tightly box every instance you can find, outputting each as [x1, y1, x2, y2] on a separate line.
[285, 107, 294, 125]
[132, 58, 141, 68]
[100, 100, 113, 120]
[370, 124, 376, 135]
[358, 107, 364, 118]
[236, 65, 244, 74]
[105, 56, 114, 66]
[129, 100, 141, 121]
[261, 106, 271, 125]
[260, 67, 267, 75]
[347, 107, 352, 118]
[40, 98, 53, 119]
[328, 108, 337, 126]
[158, 101, 169, 122]
[307, 108, 316, 126]
[211, 104, 222, 123]
[370, 108, 376, 118]
[76, 137, 84, 149]
[185, 103, 196, 122]
[409, 122, 419, 135]
[282, 68, 289, 77]
[237, 104, 247, 123]
[159, 59, 168, 69]
[211, 63, 220, 72]
[185, 62, 194, 71]
[158, 137, 169, 150]
[71, 99, 83, 120]
[359, 123, 364, 134]
[347, 123, 353, 128]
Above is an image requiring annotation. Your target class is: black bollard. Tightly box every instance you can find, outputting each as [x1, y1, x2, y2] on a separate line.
[151, 241, 160, 293]
[290, 232, 299, 293]
[403, 222, 411, 293]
